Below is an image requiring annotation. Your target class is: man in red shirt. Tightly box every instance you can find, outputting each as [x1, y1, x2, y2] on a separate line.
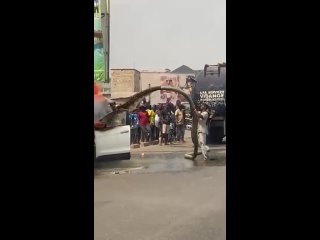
[138, 106, 151, 143]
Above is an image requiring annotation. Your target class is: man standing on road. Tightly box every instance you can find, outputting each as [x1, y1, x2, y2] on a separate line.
[175, 104, 185, 143]
[129, 110, 139, 144]
[176, 100, 186, 142]
[138, 106, 151, 143]
[155, 106, 160, 141]
[160, 104, 170, 145]
[147, 105, 156, 141]
[194, 103, 210, 160]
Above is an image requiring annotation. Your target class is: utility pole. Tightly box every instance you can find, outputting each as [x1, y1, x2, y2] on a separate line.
[100, 0, 110, 84]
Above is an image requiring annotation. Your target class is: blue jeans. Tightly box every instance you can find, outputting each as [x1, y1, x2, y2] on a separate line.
[131, 128, 139, 144]
[181, 124, 186, 141]
[176, 124, 183, 141]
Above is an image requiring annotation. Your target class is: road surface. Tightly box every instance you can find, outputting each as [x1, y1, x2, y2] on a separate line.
[94, 149, 226, 240]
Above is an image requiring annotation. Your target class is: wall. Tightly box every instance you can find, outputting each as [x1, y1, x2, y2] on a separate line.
[134, 70, 140, 92]
[111, 69, 140, 98]
[109, 69, 195, 105]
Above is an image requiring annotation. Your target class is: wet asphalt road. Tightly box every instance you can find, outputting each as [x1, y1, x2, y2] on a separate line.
[94, 152, 226, 240]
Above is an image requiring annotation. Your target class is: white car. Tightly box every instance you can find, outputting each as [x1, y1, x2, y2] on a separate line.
[94, 98, 131, 161]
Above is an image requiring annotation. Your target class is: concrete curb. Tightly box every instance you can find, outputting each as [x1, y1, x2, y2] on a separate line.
[131, 140, 160, 149]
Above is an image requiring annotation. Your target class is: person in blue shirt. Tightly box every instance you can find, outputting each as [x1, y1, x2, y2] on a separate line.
[129, 111, 139, 144]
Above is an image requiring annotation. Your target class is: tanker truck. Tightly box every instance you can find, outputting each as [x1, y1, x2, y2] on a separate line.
[190, 63, 226, 144]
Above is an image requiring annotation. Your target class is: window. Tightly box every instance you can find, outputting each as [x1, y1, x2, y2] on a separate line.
[102, 111, 127, 128]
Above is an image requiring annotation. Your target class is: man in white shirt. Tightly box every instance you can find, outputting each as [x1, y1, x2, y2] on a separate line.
[194, 103, 210, 160]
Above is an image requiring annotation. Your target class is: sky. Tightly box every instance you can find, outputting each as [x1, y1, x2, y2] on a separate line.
[109, 0, 226, 71]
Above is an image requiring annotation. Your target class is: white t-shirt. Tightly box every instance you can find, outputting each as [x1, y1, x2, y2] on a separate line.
[155, 114, 160, 128]
[175, 109, 184, 124]
[197, 111, 208, 134]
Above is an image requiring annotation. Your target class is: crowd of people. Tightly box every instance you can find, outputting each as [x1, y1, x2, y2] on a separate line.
[129, 98, 188, 146]
[129, 98, 212, 160]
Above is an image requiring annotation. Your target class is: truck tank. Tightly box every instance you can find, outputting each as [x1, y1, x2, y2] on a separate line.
[193, 63, 226, 144]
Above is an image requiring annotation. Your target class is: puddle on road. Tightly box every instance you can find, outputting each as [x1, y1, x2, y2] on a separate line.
[94, 152, 225, 176]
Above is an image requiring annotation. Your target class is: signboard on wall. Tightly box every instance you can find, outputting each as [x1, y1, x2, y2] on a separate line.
[159, 75, 181, 105]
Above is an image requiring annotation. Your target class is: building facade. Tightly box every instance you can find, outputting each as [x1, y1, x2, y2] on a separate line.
[110, 69, 140, 99]
[109, 66, 196, 106]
